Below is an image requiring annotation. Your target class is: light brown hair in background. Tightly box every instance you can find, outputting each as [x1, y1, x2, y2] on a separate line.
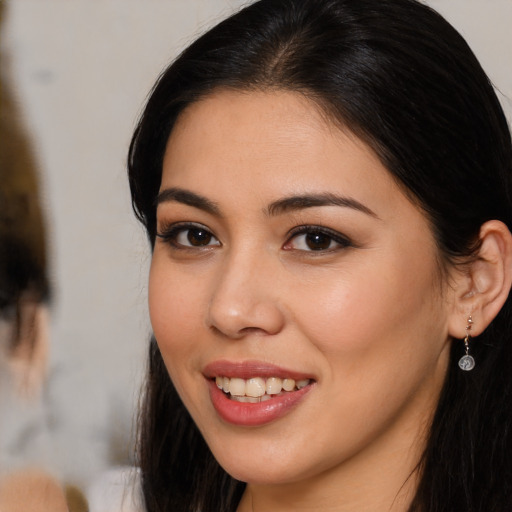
[0, 0, 50, 399]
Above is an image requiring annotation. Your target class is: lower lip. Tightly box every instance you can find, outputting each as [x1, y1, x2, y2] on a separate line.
[207, 379, 314, 427]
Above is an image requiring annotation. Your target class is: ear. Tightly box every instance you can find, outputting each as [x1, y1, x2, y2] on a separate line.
[448, 220, 512, 338]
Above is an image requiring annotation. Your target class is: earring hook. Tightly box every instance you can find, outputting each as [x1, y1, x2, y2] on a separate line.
[458, 314, 475, 371]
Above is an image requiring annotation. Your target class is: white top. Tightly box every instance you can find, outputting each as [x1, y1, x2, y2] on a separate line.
[86, 466, 143, 512]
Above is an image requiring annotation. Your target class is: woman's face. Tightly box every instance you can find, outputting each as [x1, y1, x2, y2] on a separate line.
[149, 90, 454, 485]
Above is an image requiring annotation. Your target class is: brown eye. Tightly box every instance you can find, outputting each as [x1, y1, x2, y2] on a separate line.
[186, 228, 213, 246]
[284, 226, 352, 253]
[304, 232, 332, 251]
[174, 226, 219, 247]
[156, 223, 220, 248]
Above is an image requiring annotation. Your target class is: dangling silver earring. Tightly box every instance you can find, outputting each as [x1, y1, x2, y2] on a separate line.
[458, 314, 475, 371]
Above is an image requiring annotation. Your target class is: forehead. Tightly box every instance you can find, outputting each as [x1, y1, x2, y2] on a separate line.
[169, 88, 336, 153]
[162, 89, 387, 194]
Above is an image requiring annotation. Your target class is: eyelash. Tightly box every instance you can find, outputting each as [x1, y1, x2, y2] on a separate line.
[284, 225, 352, 252]
[156, 222, 352, 253]
[156, 222, 220, 249]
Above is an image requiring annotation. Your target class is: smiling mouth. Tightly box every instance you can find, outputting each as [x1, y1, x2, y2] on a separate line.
[215, 376, 313, 403]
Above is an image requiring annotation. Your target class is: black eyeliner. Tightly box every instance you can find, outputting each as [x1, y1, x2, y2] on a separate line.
[286, 224, 353, 248]
[156, 221, 217, 249]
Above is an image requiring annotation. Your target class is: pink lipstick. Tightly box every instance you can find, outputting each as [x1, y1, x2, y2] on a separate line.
[204, 360, 315, 427]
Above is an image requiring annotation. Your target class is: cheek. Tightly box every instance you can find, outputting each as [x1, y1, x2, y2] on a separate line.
[148, 256, 212, 420]
[148, 256, 205, 365]
[284, 259, 447, 450]
[288, 252, 443, 362]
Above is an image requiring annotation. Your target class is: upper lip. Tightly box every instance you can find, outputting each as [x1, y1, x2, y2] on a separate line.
[203, 360, 315, 381]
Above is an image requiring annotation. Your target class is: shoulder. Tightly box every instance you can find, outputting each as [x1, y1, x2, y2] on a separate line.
[0, 468, 68, 512]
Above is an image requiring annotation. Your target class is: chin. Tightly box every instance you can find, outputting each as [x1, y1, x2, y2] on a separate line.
[210, 442, 314, 486]
[223, 464, 294, 486]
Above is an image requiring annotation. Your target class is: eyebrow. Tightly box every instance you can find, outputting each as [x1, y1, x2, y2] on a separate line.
[156, 187, 377, 219]
[266, 193, 378, 218]
[156, 187, 221, 216]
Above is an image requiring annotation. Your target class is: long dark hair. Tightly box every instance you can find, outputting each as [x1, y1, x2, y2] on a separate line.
[127, 0, 512, 510]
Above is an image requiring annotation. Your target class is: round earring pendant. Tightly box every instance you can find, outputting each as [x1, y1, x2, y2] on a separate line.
[458, 355, 475, 371]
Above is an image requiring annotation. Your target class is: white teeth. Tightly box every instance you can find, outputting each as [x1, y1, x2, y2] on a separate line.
[228, 377, 246, 396]
[282, 378, 296, 391]
[231, 395, 261, 403]
[245, 377, 266, 397]
[265, 377, 283, 395]
[296, 379, 309, 390]
[230, 394, 273, 403]
[215, 375, 311, 399]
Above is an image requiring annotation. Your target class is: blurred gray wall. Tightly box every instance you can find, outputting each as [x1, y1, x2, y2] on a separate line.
[1, 0, 510, 489]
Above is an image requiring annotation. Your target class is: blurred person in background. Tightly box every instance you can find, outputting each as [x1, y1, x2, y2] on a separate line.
[0, 2, 67, 510]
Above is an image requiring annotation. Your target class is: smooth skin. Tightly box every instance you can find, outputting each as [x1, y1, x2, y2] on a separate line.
[0, 469, 68, 512]
[149, 90, 512, 511]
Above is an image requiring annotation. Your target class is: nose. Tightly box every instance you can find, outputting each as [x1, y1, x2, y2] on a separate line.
[206, 249, 285, 339]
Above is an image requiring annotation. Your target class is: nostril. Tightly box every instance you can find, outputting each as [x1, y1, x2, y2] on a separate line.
[239, 326, 268, 335]
[207, 295, 285, 339]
